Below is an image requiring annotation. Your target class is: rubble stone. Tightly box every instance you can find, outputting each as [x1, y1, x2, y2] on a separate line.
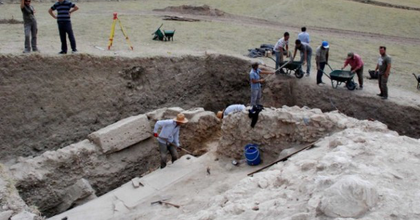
[10, 211, 36, 220]
[218, 106, 358, 159]
[0, 210, 13, 220]
[56, 179, 96, 213]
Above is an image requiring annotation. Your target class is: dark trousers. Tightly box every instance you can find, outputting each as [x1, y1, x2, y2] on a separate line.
[378, 74, 389, 97]
[58, 21, 76, 52]
[317, 62, 326, 84]
[159, 142, 178, 169]
[354, 65, 364, 87]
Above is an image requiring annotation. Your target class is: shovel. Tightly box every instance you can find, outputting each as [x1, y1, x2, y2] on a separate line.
[151, 199, 180, 209]
[155, 136, 197, 156]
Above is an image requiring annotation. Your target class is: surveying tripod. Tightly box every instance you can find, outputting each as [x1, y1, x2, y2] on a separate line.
[108, 13, 133, 50]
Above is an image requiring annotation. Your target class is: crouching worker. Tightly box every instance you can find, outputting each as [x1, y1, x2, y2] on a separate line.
[153, 113, 188, 168]
[217, 104, 246, 119]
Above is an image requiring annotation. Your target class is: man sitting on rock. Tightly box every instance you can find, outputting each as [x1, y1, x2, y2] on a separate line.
[153, 113, 188, 168]
[217, 104, 246, 119]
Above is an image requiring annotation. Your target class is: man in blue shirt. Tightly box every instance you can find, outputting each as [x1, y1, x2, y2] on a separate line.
[48, 0, 79, 54]
[153, 113, 188, 168]
[298, 27, 310, 45]
[250, 62, 274, 106]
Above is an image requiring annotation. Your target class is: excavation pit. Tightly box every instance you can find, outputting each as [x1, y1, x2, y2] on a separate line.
[1, 54, 419, 217]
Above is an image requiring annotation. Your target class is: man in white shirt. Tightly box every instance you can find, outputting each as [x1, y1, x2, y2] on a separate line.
[298, 27, 310, 45]
[274, 32, 291, 72]
[217, 104, 246, 119]
[153, 113, 188, 168]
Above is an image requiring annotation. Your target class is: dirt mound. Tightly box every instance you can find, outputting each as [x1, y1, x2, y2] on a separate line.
[154, 5, 226, 16]
[0, 18, 23, 24]
[348, 0, 420, 11]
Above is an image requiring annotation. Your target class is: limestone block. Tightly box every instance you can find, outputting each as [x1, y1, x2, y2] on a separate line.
[146, 108, 167, 122]
[57, 178, 96, 213]
[182, 107, 205, 119]
[162, 107, 184, 119]
[88, 114, 151, 154]
[0, 210, 13, 220]
[10, 211, 36, 220]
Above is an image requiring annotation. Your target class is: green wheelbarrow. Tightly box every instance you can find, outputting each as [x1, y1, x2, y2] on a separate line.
[322, 64, 357, 90]
[152, 24, 176, 41]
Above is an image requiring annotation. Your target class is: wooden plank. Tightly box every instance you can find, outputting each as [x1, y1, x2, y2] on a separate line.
[247, 142, 316, 176]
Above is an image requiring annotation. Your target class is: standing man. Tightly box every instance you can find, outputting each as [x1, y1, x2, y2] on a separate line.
[375, 46, 392, 99]
[274, 32, 291, 72]
[153, 113, 188, 169]
[21, 0, 38, 53]
[250, 62, 274, 106]
[48, 0, 79, 54]
[315, 41, 329, 86]
[292, 39, 312, 77]
[298, 27, 310, 45]
[217, 104, 246, 119]
[341, 52, 364, 89]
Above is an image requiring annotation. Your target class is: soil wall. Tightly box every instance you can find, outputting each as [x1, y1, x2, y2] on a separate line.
[0, 54, 250, 163]
[1, 54, 419, 164]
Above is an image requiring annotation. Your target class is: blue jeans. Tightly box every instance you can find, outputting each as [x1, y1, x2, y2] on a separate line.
[58, 21, 76, 52]
[24, 20, 37, 51]
[251, 89, 262, 106]
[275, 50, 290, 70]
[300, 48, 312, 74]
[317, 62, 326, 84]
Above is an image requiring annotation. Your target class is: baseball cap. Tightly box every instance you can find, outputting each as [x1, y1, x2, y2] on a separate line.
[322, 41, 329, 48]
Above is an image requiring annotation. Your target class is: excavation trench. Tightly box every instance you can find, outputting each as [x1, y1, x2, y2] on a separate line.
[1, 54, 419, 217]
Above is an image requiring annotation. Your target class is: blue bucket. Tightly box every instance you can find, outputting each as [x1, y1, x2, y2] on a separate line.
[244, 144, 261, 166]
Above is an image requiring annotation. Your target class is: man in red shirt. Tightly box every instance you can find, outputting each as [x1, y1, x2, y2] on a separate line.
[341, 52, 364, 90]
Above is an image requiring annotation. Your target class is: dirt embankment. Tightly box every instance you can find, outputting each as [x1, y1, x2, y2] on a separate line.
[1, 54, 420, 164]
[348, 0, 420, 11]
[0, 54, 250, 163]
[264, 76, 420, 138]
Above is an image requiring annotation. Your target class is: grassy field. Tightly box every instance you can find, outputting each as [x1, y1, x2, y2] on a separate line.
[1, 0, 420, 92]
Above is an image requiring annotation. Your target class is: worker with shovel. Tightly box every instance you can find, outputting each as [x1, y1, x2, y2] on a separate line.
[153, 113, 188, 169]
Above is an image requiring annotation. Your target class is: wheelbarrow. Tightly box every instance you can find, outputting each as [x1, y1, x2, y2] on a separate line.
[152, 24, 175, 41]
[266, 57, 304, 78]
[322, 64, 357, 90]
[413, 73, 420, 90]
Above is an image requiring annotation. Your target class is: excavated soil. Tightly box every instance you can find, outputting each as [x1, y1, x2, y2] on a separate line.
[0, 54, 250, 163]
[1, 54, 420, 164]
[153, 5, 227, 16]
[0, 18, 23, 24]
[0, 55, 420, 162]
[2, 54, 420, 217]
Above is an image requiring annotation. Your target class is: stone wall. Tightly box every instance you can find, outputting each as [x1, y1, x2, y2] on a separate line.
[217, 106, 386, 159]
[7, 107, 220, 217]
